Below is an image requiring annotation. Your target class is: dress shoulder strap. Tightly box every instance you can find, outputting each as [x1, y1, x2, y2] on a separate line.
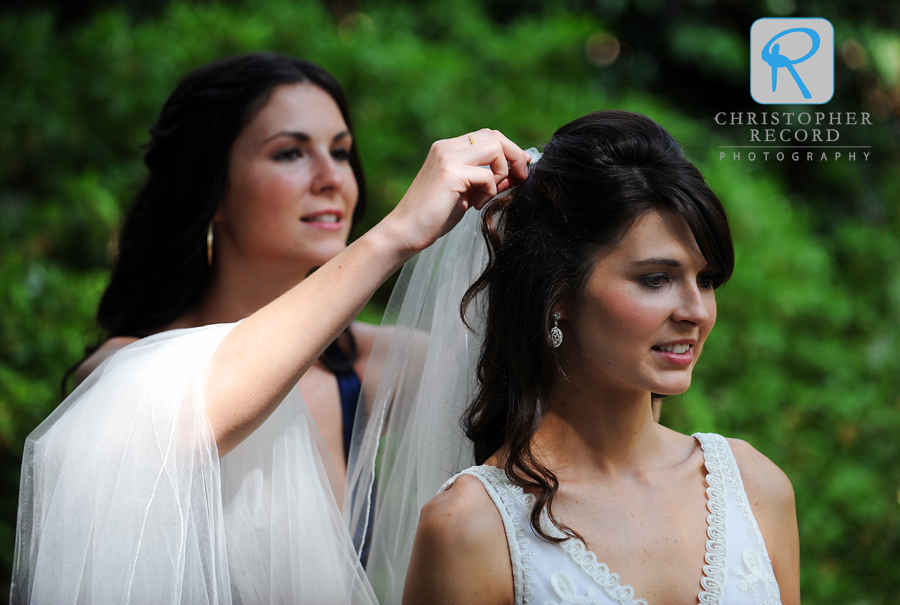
[441, 466, 536, 604]
[693, 433, 773, 563]
[693, 432, 780, 602]
[322, 339, 362, 458]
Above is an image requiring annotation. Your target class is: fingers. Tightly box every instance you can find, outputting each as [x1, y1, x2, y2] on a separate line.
[459, 129, 531, 185]
[457, 164, 499, 210]
[482, 129, 532, 183]
[386, 129, 529, 253]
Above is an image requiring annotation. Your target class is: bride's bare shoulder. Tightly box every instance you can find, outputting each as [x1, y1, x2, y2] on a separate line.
[403, 472, 513, 605]
[419, 473, 504, 546]
[726, 438, 794, 508]
[73, 337, 140, 387]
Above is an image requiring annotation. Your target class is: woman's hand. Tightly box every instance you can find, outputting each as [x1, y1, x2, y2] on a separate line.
[382, 129, 531, 256]
[206, 130, 529, 457]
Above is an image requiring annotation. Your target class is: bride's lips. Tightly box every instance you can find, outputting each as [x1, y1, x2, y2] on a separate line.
[651, 340, 695, 366]
[300, 209, 344, 231]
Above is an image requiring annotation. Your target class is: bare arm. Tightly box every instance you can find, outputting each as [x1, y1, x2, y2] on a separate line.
[348, 320, 384, 411]
[349, 321, 379, 382]
[403, 474, 514, 605]
[73, 337, 140, 388]
[206, 131, 531, 456]
[729, 438, 801, 604]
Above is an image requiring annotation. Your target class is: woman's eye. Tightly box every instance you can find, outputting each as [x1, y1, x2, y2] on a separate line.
[331, 148, 351, 161]
[273, 148, 302, 162]
[641, 274, 670, 289]
[698, 272, 723, 290]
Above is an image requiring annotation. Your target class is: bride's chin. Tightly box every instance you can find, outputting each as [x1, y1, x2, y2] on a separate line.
[647, 377, 693, 397]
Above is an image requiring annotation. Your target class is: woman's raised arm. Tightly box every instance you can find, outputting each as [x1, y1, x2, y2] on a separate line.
[206, 130, 530, 456]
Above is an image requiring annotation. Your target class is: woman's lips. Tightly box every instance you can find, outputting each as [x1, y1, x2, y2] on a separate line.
[651, 344, 694, 366]
[300, 211, 343, 231]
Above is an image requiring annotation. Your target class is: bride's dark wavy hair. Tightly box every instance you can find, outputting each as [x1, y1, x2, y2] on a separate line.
[460, 110, 734, 543]
[63, 53, 366, 393]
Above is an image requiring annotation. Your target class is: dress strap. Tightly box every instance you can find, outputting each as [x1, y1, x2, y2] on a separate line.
[693, 432, 780, 603]
[441, 467, 535, 605]
[322, 340, 363, 458]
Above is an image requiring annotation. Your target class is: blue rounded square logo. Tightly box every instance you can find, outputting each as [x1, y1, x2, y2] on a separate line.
[751, 18, 834, 104]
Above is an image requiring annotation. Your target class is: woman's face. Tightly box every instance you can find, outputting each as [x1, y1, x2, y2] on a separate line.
[216, 82, 358, 273]
[562, 210, 718, 399]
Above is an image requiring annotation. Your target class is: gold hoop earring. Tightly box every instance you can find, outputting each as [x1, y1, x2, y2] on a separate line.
[206, 222, 214, 267]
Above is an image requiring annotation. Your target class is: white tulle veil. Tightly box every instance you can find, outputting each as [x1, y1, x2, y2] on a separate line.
[345, 149, 542, 604]
[12, 148, 540, 605]
[12, 324, 376, 604]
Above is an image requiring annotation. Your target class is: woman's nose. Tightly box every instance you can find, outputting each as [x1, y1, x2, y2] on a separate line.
[311, 152, 343, 194]
[672, 282, 712, 326]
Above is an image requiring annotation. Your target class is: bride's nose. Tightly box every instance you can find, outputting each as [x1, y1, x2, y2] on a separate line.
[672, 282, 712, 326]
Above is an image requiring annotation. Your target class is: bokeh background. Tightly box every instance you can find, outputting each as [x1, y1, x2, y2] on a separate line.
[1, 0, 898, 601]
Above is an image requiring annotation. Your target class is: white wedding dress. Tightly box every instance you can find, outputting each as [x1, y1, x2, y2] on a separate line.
[11, 323, 376, 604]
[440, 434, 783, 605]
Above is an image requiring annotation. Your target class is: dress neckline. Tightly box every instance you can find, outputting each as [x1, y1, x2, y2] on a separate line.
[472, 432, 728, 605]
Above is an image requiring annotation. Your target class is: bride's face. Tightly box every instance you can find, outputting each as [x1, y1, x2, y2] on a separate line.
[562, 209, 718, 398]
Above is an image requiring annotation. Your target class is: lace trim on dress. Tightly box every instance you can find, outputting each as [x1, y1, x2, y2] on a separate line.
[714, 436, 780, 602]
[719, 438, 774, 567]
[448, 435, 745, 605]
[694, 433, 728, 604]
[442, 468, 536, 604]
[555, 539, 648, 605]
[475, 467, 646, 605]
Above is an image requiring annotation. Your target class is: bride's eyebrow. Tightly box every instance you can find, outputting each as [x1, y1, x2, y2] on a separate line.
[631, 257, 681, 267]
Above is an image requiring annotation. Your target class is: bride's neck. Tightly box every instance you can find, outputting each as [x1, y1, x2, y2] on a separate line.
[533, 383, 664, 478]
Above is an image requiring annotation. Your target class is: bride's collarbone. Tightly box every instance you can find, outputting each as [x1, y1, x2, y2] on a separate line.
[549, 465, 711, 603]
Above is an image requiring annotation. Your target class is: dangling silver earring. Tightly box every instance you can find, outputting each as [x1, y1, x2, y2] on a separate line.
[207, 222, 214, 267]
[550, 311, 563, 348]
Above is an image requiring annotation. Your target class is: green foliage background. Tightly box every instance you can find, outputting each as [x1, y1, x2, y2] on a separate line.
[1, 0, 898, 600]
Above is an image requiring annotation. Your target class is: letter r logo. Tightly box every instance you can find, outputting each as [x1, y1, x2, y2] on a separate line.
[751, 18, 834, 104]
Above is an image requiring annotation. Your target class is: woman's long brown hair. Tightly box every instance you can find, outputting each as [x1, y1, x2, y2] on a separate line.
[460, 110, 735, 543]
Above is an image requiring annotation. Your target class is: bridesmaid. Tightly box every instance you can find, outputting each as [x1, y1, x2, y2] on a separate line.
[12, 52, 530, 603]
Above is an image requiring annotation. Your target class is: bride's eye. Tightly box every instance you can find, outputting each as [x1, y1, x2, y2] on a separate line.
[698, 271, 724, 290]
[640, 273, 670, 289]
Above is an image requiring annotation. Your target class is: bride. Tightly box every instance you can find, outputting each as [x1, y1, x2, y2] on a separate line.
[354, 110, 800, 604]
[10, 53, 530, 604]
